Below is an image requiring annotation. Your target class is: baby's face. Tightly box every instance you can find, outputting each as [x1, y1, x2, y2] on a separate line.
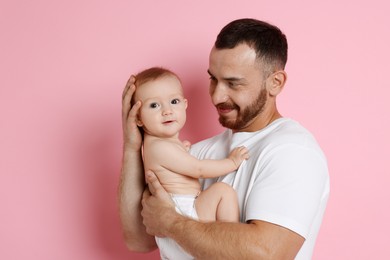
[135, 75, 188, 138]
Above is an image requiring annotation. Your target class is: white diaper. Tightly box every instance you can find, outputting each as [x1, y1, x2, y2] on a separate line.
[156, 193, 199, 260]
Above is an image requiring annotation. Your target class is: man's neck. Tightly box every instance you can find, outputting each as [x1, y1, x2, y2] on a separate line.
[233, 109, 282, 133]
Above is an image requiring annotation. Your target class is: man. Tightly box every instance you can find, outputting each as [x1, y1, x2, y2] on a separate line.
[119, 18, 330, 259]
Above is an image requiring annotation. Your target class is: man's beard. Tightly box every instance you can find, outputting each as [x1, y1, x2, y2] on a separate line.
[217, 87, 268, 131]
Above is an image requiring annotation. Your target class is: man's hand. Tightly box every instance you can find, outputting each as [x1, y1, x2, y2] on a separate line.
[141, 171, 179, 237]
[122, 75, 142, 150]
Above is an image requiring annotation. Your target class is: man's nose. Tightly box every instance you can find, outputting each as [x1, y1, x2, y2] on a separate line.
[210, 84, 228, 104]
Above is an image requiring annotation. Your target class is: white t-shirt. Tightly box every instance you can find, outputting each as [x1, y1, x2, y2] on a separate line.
[191, 118, 330, 260]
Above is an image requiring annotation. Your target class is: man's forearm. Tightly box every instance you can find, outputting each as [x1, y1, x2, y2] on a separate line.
[169, 218, 261, 259]
[142, 169, 303, 258]
[118, 146, 157, 252]
[168, 216, 303, 259]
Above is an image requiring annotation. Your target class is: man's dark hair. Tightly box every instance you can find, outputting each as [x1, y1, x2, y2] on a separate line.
[215, 18, 288, 70]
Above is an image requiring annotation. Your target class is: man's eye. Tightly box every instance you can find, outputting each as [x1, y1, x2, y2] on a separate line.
[228, 81, 236, 87]
[209, 76, 217, 82]
[149, 103, 160, 108]
[171, 98, 180, 104]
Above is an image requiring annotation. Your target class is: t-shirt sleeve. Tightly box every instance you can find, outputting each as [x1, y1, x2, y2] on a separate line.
[245, 143, 329, 238]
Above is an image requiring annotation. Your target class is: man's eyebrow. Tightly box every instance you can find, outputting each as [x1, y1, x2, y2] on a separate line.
[207, 70, 244, 82]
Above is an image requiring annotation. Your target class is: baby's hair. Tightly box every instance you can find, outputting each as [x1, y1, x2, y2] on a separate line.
[131, 67, 180, 106]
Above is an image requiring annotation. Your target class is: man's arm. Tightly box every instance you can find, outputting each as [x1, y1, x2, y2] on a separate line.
[118, 76, 157, 252]
[142, 172, 304, 259]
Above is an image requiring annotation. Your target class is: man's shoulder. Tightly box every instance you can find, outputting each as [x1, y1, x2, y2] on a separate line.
[264, 118, 318, 147]
[262, 118, 327, 161]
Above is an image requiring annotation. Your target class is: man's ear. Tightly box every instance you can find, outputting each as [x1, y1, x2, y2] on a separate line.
[266, 70, 287, 96]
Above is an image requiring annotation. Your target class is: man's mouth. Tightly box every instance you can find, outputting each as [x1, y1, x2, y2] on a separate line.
[216, 104, 237, 114]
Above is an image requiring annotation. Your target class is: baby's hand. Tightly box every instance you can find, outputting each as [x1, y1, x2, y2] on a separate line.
[182, 140, 191, 152]
[228, 146, 249, 168]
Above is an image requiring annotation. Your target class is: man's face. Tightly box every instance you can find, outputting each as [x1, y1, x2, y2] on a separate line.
[208, 43, 269, 132]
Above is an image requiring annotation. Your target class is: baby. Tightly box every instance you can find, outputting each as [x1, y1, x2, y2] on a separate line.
[131, 67, 249, 259]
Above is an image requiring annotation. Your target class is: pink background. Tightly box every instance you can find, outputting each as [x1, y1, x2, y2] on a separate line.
[1, 0, 389, 259]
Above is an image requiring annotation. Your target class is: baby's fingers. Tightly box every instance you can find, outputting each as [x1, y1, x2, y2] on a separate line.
[238, 146, 250, 159]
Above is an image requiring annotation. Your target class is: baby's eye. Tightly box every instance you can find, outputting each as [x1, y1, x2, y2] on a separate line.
[149, 102, 160, 108]
[171, 98, 180, 104]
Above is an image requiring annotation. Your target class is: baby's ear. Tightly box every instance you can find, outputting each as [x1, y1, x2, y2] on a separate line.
[136, 115, 143, 127]
[184, 98, 188, 109]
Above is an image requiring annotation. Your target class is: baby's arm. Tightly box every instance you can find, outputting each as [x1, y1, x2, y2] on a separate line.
[149, 140, 249, 179]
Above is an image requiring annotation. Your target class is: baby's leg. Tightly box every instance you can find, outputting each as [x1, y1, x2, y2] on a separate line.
[195, 182, 239, 223]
